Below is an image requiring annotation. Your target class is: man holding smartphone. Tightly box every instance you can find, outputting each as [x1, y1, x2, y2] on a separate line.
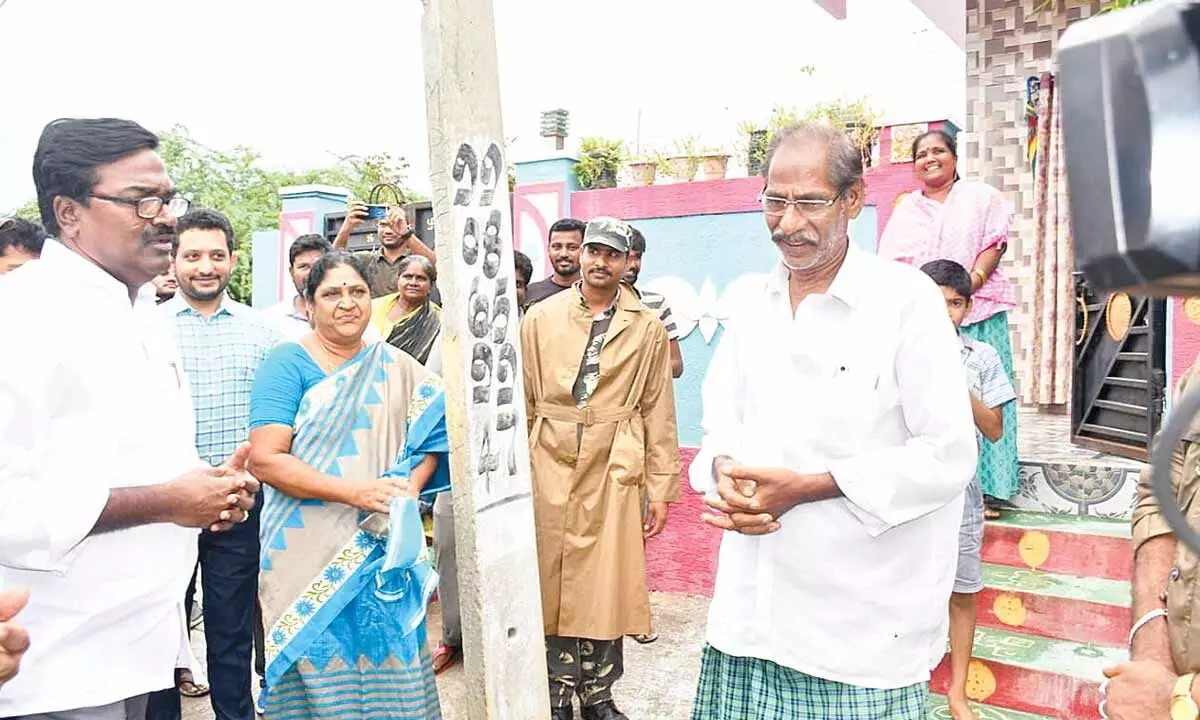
[333, 201, 439, 300]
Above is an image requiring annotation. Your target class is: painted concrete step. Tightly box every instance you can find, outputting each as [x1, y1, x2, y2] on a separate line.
[976, 563, 1130, 646]
[927, 694, 1052, 720]
[930, 625, 1125, 719]
[983, 510, 1131, 581]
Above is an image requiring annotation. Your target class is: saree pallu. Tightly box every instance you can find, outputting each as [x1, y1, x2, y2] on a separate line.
[376, 297, 442, 366]
[877, 179, 1017, 327]
[259, 343, 450, 720]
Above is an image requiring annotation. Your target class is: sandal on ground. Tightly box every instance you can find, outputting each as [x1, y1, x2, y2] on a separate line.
[432, 644, 461, 674]
[176, 668, 210, 698]
[629, 632, 658, 644]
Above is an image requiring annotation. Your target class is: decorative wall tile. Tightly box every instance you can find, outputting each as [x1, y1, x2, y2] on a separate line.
[965, 0, 1101, 401]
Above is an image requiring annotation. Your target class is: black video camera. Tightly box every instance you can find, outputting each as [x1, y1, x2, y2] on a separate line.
[1061, 0, 1200, 296]
[1060, 0, 1200, 548]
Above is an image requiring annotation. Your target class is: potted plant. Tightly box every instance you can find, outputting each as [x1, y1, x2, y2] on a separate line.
[574, 137, 624, 190]
[696, 145, 731, 180]
[666, 137, 699, 182]
[805, 99, 881, 169]
[626, 152, 660, 186]
[737, 122, 770, 175]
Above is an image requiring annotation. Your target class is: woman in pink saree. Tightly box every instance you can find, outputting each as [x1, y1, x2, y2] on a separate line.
[879, 130, 1018, 518]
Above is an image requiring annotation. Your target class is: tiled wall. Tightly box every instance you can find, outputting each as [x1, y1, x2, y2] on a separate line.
[963, 0, 1100, 400]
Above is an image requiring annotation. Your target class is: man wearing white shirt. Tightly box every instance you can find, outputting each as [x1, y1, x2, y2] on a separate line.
[690, 122, 977, 719]
[0, 118, 258, 720]
[261, 233, 331, 340]
[262, 233, 382, 345]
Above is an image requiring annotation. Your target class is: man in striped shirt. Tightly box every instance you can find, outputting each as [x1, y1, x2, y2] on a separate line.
[625, 227, 683, 378]
[153, 209, 280, 720]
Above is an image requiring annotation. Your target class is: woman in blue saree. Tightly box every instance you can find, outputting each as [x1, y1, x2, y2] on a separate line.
[248, 251, 448, 720]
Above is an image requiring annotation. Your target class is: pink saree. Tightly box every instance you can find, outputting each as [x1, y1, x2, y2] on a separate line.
[878, 179, 1016, 326]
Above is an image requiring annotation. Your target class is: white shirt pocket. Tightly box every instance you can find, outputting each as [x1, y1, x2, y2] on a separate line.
[811, 362, 880, 458]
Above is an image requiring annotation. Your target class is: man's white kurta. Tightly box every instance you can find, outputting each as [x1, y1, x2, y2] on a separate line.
[0, 241, 201, 715]
[691, 246, 978, 689]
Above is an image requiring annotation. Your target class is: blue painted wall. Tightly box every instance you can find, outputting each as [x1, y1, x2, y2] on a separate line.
[517, 157, 580, 186]
[251, 230, 280, 309]
[634, 208, 878, 446]
[516, 157, 581, 216]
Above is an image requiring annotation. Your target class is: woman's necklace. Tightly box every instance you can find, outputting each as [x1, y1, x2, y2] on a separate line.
[313, 335, 365, 373]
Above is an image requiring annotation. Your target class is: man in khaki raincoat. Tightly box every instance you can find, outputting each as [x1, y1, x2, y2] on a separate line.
[1103, 357, 1200, 719]
[521, 216, 681, 720]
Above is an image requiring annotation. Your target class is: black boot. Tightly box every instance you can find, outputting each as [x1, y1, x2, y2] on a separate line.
[551, 705, 574, 720]
[581, 701, 628, 720]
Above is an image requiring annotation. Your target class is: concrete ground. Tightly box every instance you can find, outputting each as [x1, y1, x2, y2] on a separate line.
[181, 591, 709, 720]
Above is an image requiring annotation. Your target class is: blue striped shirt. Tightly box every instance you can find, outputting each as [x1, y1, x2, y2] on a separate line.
[163, 295, 281, 466]
[961, 334, 1016, 447]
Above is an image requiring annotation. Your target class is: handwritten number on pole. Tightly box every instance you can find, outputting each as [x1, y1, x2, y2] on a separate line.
[453, 143, 479, 207]
[479, 143, 502, 207]
[462, 217, 479, 265]
[454, 139, 521, 502]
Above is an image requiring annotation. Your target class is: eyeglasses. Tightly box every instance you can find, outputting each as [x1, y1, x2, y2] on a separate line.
[89, 193, 190, 220]
[759, 189, 844, 218]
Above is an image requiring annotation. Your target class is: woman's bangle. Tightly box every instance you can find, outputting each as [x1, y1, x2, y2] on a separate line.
[970, 269, 988, 287]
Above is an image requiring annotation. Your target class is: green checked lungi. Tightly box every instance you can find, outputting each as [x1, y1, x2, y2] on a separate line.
[691, 645, 928, 720]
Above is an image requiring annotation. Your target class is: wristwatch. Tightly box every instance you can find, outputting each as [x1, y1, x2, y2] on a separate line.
[1172, 672, 1199, 720]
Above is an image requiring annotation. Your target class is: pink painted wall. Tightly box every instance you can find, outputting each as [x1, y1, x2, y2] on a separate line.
[276, 210, 315, 303]
[1172, 298, 1200, 391]
[563, 120, 960, 248]
[569, 177, 763, 222]
[512, 181, 568, 279]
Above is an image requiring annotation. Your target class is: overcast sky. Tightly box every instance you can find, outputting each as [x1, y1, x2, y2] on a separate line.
[0, 0, 963, 212]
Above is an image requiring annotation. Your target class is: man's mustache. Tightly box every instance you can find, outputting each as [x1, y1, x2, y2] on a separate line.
[142, 229, 177, 246]
[772, 230, 819, 246]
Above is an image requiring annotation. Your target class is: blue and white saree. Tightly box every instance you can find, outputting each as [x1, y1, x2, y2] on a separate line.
[258, 343, 449, 720]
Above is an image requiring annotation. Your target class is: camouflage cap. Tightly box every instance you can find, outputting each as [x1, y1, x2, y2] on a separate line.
[582, 216, 632, 253]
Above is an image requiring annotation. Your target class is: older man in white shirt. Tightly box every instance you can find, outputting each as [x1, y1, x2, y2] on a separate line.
[0, 118, 258, 720]
[689, 122, 977, 720]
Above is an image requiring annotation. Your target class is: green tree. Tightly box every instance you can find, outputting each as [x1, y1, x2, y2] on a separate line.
[10, 199, 38, 221]
[7, 127, 417, 303]
[157, 127, 417, 302]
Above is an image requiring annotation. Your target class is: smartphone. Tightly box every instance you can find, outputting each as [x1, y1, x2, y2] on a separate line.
[366, 204, 389, 220]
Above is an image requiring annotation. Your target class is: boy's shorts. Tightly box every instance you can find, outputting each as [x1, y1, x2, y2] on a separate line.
[954, 478, 985, 594]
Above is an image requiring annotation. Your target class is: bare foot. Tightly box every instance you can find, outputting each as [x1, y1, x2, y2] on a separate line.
[947, 694, 978, 720]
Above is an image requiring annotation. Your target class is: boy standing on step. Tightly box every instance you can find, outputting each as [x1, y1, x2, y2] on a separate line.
[922, 260, 1017, 720]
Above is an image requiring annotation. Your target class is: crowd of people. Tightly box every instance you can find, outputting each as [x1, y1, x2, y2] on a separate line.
[1, 114, 1196, 720]
[0, 116, 684, 720]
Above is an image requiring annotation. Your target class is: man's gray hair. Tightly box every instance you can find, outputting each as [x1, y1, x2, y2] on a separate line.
[761, 122, 864, 191]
